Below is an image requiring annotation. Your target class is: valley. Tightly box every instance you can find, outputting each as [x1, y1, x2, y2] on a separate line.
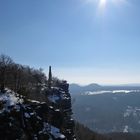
[70, 84, 140, 133]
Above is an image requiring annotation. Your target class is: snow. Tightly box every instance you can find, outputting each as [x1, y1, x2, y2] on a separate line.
[24, 113, 30, 118]
[60, 94, 70, 100]
[123, 125, 129, 133]
[37, 116, 42, 120]
[55, 109, 60, 111]
[0, 89, 23, 113]
[124, 106, 140, 118]
[30, 112, 35, 116]
[41, 87, 45, 91]
[85, 91, 112, 95]
[14, 104, 20, 111]
[48, 95, 60, 103]
[113, 90, 132, 94]
[49, 106, 53, 109]
[39, 122, 65, 139]
[84, 90, 140, 95]
[50, 125, 65, 139]
[27, 99, 40, 103]
[0, 88, 69, 139]
[0, 93, 21, 106]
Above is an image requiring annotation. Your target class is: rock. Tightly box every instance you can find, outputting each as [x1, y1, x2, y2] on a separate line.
[46, 81, 75, 140]
[0, 80, 76, 140]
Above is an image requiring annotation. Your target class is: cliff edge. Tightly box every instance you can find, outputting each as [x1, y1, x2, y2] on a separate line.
[0, 80, 75, 140]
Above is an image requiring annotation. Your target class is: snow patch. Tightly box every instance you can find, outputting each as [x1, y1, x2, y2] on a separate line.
[124, 106, 140, 118]
[27, 99, 40, 103]
[39, 122, 65, 139]
[0, 89, 23, 113]
[123, 125, 129, 133]
[24, 113, 30, 118]
[84, 90, 140, 95]
[48, 95, 60, 103]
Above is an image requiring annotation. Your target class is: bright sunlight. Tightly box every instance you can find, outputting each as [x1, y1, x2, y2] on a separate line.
[84, 0, 129, 11]
[99, 0, 107, 7]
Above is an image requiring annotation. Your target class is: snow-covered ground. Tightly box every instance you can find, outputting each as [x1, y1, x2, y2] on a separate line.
[84, 90, 140, 95]
[124, 106, 140, 118]
[0, 89, 23, 113]
[123, 125, 129, 133]
[0, 88, 67, 139]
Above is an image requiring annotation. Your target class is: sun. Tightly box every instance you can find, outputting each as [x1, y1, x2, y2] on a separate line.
[99, 0, 107, 9]
[100, 0, 107, 6]
[82, 0, 129, 13]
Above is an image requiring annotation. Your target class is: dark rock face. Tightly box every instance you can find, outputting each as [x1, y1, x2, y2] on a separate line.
[0, 100, 51, 139]
[0, 81, 75, 140]
[46, 81, 76, 140]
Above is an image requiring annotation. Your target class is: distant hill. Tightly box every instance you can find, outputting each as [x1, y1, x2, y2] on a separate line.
[69, 83, 102, 94]
[69, 83, 140, 95]
[84, 83, 102, 91]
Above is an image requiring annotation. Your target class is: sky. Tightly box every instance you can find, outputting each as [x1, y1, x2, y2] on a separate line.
[0, 0, 140, 85]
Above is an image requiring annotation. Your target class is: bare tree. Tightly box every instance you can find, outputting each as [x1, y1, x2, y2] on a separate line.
[0, 54, 13, 92]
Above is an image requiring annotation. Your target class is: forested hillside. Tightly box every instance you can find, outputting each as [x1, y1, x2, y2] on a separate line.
[75, 122, 110, 140]
[0, 54, 46, 97]
[0, 54, 62, 101]
[0, 54, 75, 140]
[75, 122, 140, 140]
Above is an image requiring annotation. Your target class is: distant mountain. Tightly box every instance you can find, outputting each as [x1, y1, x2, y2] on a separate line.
[69, 83, 140, 95]
[84, 83, 102, 91]
[69, 83, 102, 94]
[69, 83, 82, 90]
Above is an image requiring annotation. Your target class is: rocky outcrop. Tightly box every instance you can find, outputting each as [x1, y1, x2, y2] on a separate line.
[46, 80, 75, 140]
[0, 80, 75, 140]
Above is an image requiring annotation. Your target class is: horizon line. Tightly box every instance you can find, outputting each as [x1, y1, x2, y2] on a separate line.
[68, 82, 140, 86]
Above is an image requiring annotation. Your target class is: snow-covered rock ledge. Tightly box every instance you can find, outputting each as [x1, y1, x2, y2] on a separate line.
[0, 89, 66, 140]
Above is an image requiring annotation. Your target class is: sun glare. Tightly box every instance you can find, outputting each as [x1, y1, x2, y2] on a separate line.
[97, 0, 107, 14]
[81, 0, 129, 16]
[100, 0, 107, 6]
[83, 0, 129, 11]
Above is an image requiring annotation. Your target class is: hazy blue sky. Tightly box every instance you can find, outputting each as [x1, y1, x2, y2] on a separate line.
[0, 0, 140, 85]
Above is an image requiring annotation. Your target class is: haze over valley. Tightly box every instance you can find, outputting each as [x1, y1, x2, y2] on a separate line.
[70, 83, 140, 133]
